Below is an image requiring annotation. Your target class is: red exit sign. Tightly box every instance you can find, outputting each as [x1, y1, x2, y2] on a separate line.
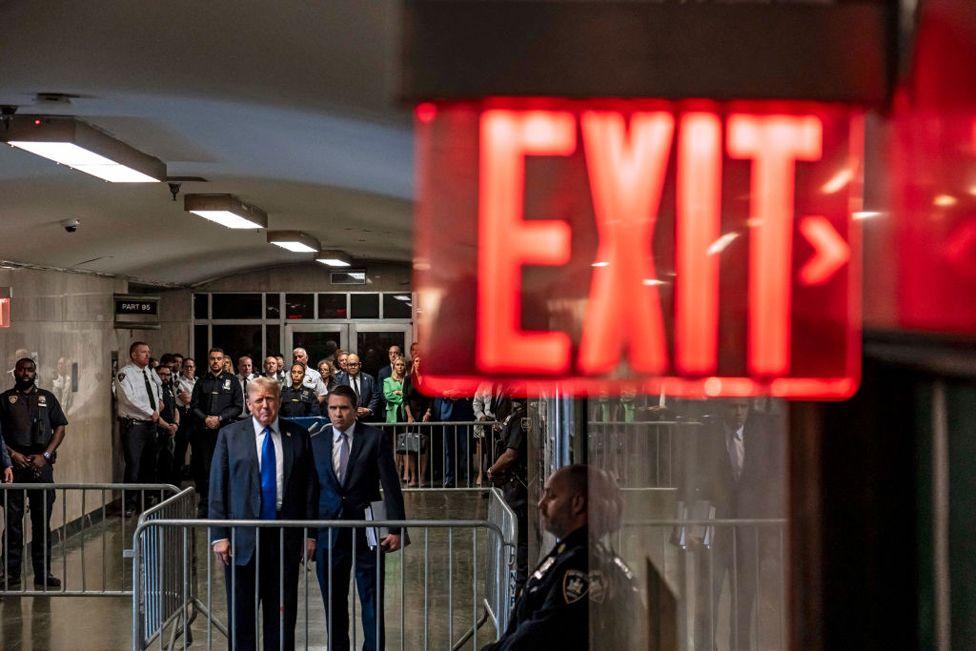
[414, 100, 862, 399]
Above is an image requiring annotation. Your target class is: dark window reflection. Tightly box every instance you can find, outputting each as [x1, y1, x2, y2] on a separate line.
[356, 331, 405, 378]
[193, 294, 208, 319]
[265, 293, 281, 319]
[350, 294, 380, 319]
[212, 325, 262, 363]
[382, 293, 412, 319]
[211, 293, 262, 319]
[318, 294, 348, 319]
[265, 325, 280, 358]
[193, 325, 209, 365]
[284, 294, 314, 320]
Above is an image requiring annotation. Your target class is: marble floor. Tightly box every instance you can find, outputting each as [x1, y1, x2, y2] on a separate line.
[0, 490, 504, 651]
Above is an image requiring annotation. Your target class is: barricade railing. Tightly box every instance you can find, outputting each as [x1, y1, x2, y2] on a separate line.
[0, 482, 181, 596]
[616, 517, 787, 651]
[375, 420, 502, 490]
[587, 420, 703, 488]
[131, 487, 517, 651]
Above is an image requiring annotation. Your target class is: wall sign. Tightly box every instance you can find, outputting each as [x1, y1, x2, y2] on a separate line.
[414, 99, 863, 398]
[114, 294, 160, 329]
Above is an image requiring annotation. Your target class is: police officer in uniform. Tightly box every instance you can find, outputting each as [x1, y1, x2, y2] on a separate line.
[115, 341, 173, 516]
[189, 347, 243, 516]
[0, 357, 67, 588]
[279, 362, 319, 418]
[483, 464, 592, 650]
[486, 398, 528, 591]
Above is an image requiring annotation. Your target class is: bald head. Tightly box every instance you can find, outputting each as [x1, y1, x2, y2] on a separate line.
[345, 353, 361, 377]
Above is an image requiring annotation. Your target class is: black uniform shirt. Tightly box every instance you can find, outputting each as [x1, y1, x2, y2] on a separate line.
[0, 386, 68, 452]
[482, 526, 590, 651]
[280, 385, 318, 418]
[189, 371, 243, 429]
[499, 408, 527, 479]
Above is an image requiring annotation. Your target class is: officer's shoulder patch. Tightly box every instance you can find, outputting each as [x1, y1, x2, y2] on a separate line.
[117, 372, 125, 382]
[563, 569, 589, 604]
[8, 394, 16, 404]
[588, 570, 607, 604]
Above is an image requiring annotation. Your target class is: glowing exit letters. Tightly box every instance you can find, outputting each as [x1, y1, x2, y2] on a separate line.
[415, 101, 861, 398]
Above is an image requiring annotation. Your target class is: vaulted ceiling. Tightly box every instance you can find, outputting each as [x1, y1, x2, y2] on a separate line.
[0, 0, 413, 285]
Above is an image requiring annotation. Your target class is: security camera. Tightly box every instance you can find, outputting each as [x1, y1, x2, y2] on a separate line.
[61, 218, 80, 233]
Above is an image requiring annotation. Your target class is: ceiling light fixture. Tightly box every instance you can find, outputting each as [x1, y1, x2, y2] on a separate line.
[2, 116, 165, 182]
[315, 250, 352, 267]
[267, 231, 320, 253]
[184, 194, 268, 229]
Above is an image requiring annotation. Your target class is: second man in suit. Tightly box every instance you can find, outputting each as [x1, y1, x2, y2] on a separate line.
[337, 353, 380, 422]
[312, 384, 405, 651]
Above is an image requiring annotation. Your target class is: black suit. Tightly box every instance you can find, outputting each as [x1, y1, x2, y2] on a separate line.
[311, 421, 405, 651]
[688, 412, 784, 651]
[209, 417, 315, 651]
[337, 373, 381, 422]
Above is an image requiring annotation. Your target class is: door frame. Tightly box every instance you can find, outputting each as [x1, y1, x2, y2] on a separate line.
[283, 322, 352, 358]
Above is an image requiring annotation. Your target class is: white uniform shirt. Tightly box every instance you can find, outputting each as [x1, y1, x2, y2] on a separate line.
[254, 417, 284, 510]
[115, 362, 163, 420]
[302, 367, 327, 397]
[176, 374, 196, 408]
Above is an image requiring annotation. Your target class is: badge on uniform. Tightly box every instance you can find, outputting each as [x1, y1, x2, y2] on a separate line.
[37, 395, 47, 407]
[532, 555, 556, 581]
[8, 394, 16, 404]
[563, 569, 590, 604]
[223, 379, 231, 390]
[588, 570, 607, 604]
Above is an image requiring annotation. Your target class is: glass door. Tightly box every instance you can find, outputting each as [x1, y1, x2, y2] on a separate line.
[284, 323, 350, 367]
[351, 323, 413, 379]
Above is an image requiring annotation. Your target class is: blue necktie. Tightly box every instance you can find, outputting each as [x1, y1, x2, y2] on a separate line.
[260, 427, 277, 520]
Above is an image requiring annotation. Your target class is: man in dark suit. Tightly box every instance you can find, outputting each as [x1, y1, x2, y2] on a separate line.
[688, 398, 785, 651]
[312, 384, 406, 651]
[209, 376, 316, 651]
[337, 353, 380, 422]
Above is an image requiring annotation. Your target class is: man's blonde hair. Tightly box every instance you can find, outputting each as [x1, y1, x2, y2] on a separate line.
[247, 375, 281, 401]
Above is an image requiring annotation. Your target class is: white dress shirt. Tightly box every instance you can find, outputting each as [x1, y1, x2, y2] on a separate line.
[114, 362, 163, 420]
[254, 417, 285, 510]
[332, 423, 354, 482]
[726, 424, 745, 482]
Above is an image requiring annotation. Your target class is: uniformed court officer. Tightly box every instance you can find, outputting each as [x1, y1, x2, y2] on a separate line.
[115, 341, 173, 516]
[279, 362, 319, 417]
[189, 347, 243, 516]
[486, 399, 528, 591]
[0, 357, 68, 589]
[482, 465, 591, 651]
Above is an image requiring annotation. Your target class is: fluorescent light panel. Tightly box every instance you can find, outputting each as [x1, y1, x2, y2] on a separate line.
[3, 116, 166, 182]
[316, 250, 352, 267]
[184, 194, 268, 229]
[267, 230, 320, 254]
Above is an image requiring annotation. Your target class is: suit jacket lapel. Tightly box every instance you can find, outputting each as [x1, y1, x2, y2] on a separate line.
[322, 426, 341, 489]
[342, 421, 367, 488]
[281, 422, 295, 489]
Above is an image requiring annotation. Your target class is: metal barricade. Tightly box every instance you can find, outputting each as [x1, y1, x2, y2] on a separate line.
[587, 419, 702, 488]
[131, 488, 517, 651]
[376, 420, 501, 490]
[617, 517, 788, 651]
[0, 482, 181, 596]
